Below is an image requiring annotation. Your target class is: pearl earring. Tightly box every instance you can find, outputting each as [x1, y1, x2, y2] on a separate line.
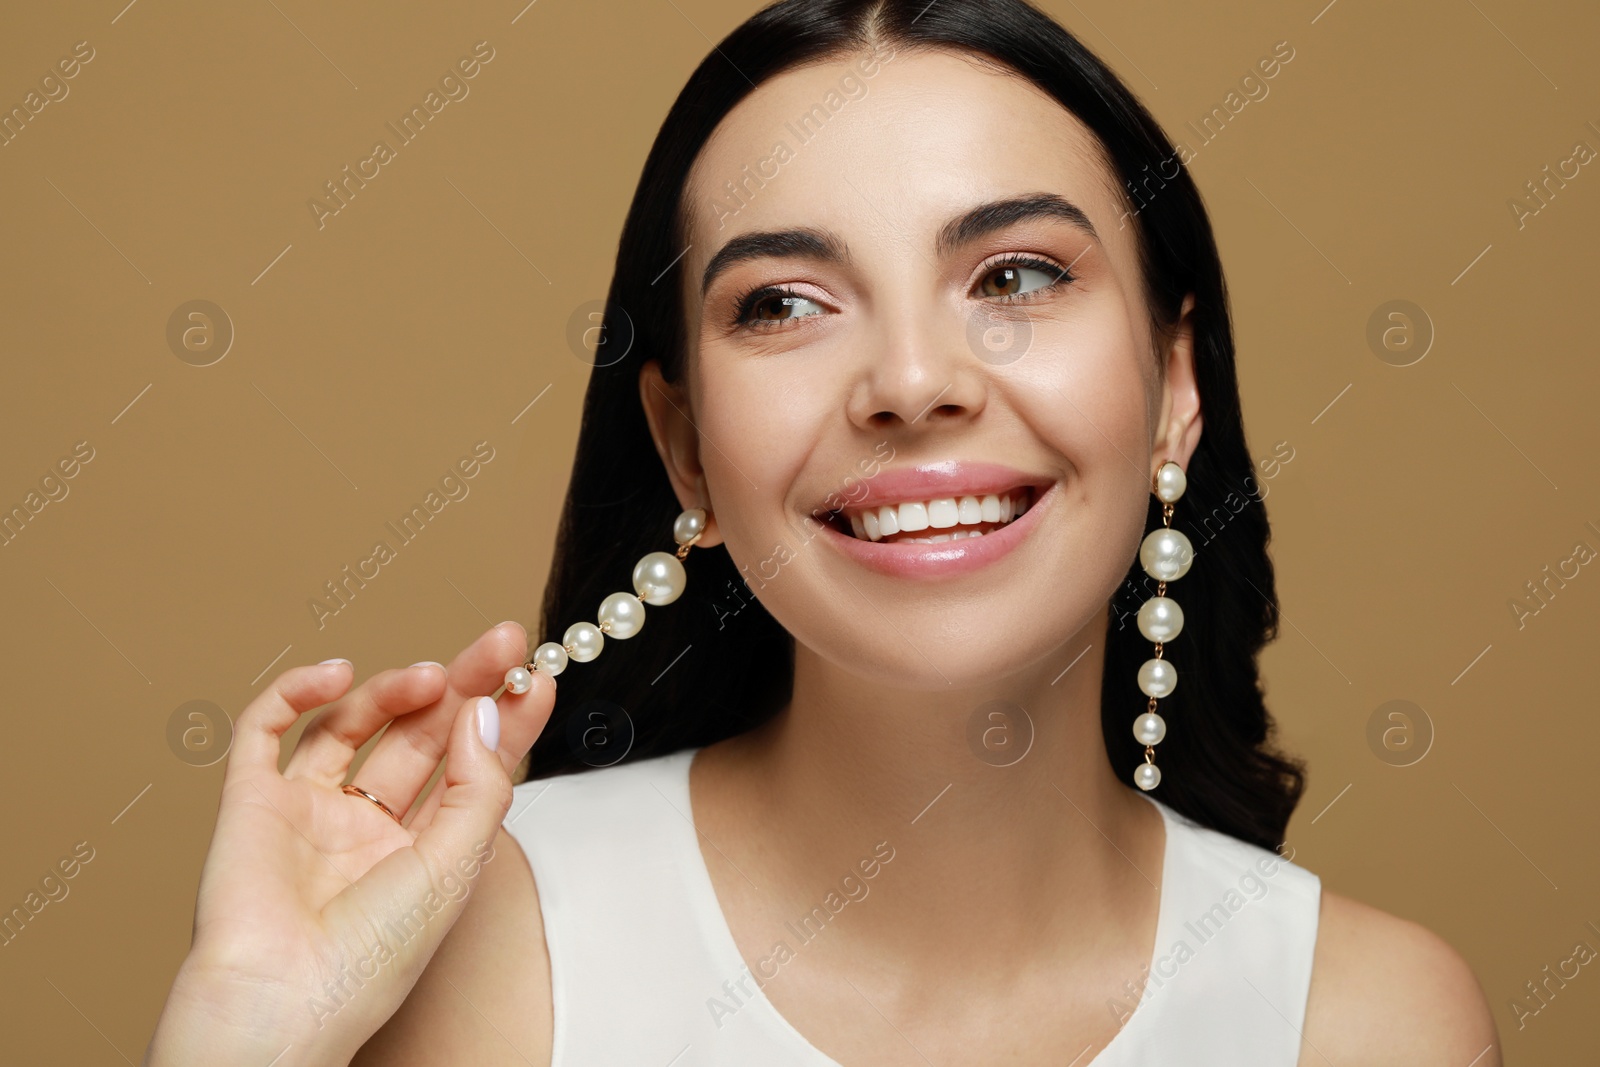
[1131, 462, 1193, 791]
[502, 507, 709, 695]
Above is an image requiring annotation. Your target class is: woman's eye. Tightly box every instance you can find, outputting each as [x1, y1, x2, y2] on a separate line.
[977, 261, 1064, 300]
[738, 289, 826, 328]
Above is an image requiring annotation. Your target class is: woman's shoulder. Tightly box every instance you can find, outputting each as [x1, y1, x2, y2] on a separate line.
[351, 821, 553, 1065]
[1150, 802, 1499, 1064]
[351, 753, 690, 1066]
[1300, 887, 1501, 1066]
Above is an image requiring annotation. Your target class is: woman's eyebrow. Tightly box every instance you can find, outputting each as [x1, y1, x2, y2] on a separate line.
[699, 192, 1098, 297]
[700, 229, 847, 297]
[935, 192, 1100, 257]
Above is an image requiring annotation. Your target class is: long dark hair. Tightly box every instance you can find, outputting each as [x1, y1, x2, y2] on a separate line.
[521, 0, 1306, 850]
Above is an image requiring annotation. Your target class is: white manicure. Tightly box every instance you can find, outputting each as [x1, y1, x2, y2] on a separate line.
[475, 696, 500, 751]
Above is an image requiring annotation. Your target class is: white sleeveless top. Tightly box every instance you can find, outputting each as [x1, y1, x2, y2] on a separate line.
[503, 746, 1322, 1066]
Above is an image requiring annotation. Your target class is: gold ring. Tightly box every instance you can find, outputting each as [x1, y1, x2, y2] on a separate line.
[340, 783, 403, 825]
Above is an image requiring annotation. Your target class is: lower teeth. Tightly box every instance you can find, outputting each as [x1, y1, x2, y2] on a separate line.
[895, 528, 987, 544]
[869, 522, 1012, 544]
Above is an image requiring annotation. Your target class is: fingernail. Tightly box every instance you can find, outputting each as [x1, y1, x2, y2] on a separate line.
[320, 658, 351, 667]
[475, 696, 500, 751]
[411, 660, 445, 670]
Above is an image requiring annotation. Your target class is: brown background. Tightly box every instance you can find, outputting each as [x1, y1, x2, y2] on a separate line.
[1, 0, 1596, 1062]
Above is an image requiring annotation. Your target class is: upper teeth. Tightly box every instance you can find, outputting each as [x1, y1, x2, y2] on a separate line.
[845, 490, 1031, 543]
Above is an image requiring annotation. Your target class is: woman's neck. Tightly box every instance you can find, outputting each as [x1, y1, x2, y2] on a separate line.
[692, 604, 1166, 981]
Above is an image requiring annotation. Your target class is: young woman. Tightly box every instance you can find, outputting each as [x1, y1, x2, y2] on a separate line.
[146, 1, 1501, 1063]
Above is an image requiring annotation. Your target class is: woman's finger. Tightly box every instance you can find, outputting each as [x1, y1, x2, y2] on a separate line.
[404, 665, 556, 832]
[349, 621, 527, 815]
[227, 660, 358, 779]
[281, 663, 450, 787]
[321, 693, 512, 991]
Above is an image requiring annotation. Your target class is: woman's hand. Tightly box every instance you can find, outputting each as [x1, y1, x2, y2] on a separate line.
[144, 621, 556, 1067]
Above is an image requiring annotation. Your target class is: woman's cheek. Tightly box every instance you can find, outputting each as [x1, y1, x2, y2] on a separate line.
[693, 377, 807, 554]
[1011, 343, 1137, 455]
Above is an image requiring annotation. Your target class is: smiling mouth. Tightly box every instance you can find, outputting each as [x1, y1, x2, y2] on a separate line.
[828, 486, 1036, 544]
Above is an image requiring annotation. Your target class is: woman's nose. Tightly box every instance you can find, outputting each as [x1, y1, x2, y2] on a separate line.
[845, 303, 993, 432]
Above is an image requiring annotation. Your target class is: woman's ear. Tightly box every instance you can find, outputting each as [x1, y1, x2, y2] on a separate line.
[1152, 293, 1203, 476]
[637, 359, 724, 548]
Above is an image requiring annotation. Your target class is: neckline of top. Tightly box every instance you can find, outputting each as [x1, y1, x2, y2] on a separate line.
[670, 745, 1177, 1066]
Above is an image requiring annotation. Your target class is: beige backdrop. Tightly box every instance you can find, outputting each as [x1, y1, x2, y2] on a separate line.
[2, 0, 1596, 1062]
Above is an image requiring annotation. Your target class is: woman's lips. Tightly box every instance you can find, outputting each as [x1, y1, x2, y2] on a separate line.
[817, 479, 1058, 579]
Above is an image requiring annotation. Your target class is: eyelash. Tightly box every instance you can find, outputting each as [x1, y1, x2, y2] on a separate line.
[728, 285, 811, 332]
[981, 254, 1075, 305]
[727, 253, 1076, 332]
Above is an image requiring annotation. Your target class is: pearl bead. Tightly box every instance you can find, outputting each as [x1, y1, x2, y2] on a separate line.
[1137, 657, 1177, 698]
[504, 666, 533, 695]
[598, 591, 646, 639]
[633, 551, 687, 606]
[564, 621, 604, 663]
[1140, 527, 1194, 582]
[1155, 461, 1186, 503]
[1133, 712, 1167, 746]
[531, 641, 568, 676]
[1137, 596, 1184, 643]
[1134, 762, 1162, 791]
[673, 507, 708, 545]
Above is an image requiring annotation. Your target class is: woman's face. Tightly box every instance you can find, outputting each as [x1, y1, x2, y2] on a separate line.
[647, 46, 1202, 692]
